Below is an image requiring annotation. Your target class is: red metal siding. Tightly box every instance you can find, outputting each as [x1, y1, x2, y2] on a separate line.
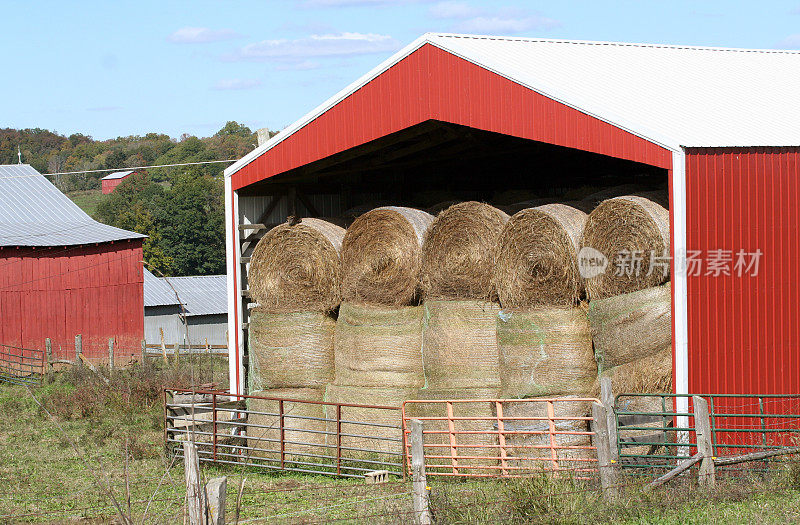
[232, 43, 672, 190]
[686, 148, 800, 397]
[0, 240, 144, 360]
[102, 177, 125, 194]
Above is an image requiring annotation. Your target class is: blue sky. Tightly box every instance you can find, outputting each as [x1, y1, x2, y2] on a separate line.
[3, 0, 800, 140]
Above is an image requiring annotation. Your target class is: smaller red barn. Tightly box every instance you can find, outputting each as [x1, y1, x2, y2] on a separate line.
[101, 170, 135, 194]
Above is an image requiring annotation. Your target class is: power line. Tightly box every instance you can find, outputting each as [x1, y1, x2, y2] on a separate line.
[0, 159, 238, 179]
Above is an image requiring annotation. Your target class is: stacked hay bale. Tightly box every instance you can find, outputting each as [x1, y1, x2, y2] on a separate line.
[493, 203, 597, 468]
[329, 207, 434, 453]
[581, 194, 673, 395]
[246, 218, 346, 458]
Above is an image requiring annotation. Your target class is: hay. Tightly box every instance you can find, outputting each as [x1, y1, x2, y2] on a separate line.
[333, 302, 425, 388]
[501, 397, 595, 473]
[494, 203, 589, 308]
[248, 309, 335, 391]
[247, 387, 329, 459]
[422, 300, 502, 389]
[421, 201, 510, 300]
[496, 307, 596, 398]
[249, 218, 346, 313]
[588, 283, 671, 371]
[324, 384, 413, 455]
[341, 206, 434, 306]
[581, 194, 670, 300]
[594, 346, 673, 395]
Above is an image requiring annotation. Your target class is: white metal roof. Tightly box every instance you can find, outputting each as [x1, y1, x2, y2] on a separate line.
[143, 268, 179, 307]
[102, 170, 134, 181]
[165, 275, 228, 316]
[227, 33, 800, 177]
[0, 164, 146, 247]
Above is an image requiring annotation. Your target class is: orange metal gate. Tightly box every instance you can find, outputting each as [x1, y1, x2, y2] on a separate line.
[402, 398, 600, 478]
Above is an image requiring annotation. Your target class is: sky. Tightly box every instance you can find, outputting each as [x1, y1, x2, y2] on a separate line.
[3, 0, 800, 140]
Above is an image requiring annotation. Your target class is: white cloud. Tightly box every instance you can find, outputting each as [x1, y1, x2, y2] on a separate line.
[274, 60, 322, 71]
[212, 79, 263, 91]
[168, 27, 240, 44]
[429, 1, 480, 19]
[452, 15, 560, 34]
[230, 32, 401, 61]
[777, 34, 800, 49]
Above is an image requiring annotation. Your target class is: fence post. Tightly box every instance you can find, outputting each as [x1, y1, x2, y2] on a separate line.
[206, 476, 227, 525]
[75, 334, 82, 367]
[160, 328, 168, 364]
[693, 396, 716, 488]
[108, 338, 115, 371]
[600, 377, 619, 462]
[174, 343, 180, 365]
[591, 402, 619, 501]
[410, 419, 432, 525]
[141, 339, 146, 363]
[45, 338, 52, 375]
[183, 442, 207, 525]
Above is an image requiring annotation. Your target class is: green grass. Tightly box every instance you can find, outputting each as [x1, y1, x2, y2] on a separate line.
[66, 189, 106, 218]
[1, 366, 798, 523]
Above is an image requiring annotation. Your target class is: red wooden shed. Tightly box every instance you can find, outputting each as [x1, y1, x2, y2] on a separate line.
[222, 33, 800, 414]
[0, 164, 146, 363]
[101, 170, 135, 194]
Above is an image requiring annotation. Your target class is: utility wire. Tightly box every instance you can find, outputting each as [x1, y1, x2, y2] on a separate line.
[0, 159, 238, 179]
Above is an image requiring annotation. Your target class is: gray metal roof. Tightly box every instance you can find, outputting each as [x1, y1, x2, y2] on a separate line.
[0, 164, 146, 247]
[143, 268, 179, 307]
[102, 170, 134, 180]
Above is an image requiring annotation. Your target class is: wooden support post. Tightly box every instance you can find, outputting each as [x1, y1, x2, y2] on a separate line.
[600, 377, 619, 462]
[45, 338, 52, 374]
[184, 442, 207, 525]
[141, 340, 146, 363]
[592, 402, 619, 501]
[174, 343, 180, 366]
[410, 419, 432, 525]
[693, 396, 716, 488]
[160, 328, 168, 364]
[75, 334, 82, 367]
[648, 453, 701, 489]
[206, 476, 227, 525]
[108, 338, 115, 371]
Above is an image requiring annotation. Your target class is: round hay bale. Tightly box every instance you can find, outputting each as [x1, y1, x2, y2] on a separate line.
[247, 387, 329, 460]
[249, 218, 346, 313]
[494, 203, 588, 309]
[581, 194, 670, 300]
[333, 302, 424, 388]
[421, 201, 510, 300]
[324, 384, 414, 455]
[248, 309, 335, 391]
[341, 206, 434, 306]
[593, 346, 673, 395]
[588, 283, 671, 371]
[501, 396, 595, 474]
[496, 307, 596, 398]
[407, 387, 501, 472]
[422, 300, 502, 389]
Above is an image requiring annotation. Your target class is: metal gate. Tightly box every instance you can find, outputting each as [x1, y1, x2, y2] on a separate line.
[0, 344, 44, 386]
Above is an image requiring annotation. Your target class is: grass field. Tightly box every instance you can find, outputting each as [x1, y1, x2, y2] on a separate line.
[66, 189, 106, 218]
[1, 365, 798, 523]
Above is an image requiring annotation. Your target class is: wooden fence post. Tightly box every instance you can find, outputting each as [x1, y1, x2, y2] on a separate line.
[75, 334, 82, 367]
[592, 402, 619, 501]
[183, 442, 207, 525]
[174, 343, 180, 365]
[410, 419, 432, 525]
[160, 328, 168, 364]
[45, 338, 52, 375]
[141, 340, 146, 363]
[108, 338, 115, 371]
[206, 477, 227, 525]
[693, 396, 716, 487]
[600, 377, 619, 462]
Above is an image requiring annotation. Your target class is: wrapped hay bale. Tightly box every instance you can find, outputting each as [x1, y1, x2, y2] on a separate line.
[422, 300, 502, 389]
[248, 309, 335, 390]
[588, 283, 671, 371]
[581, 194, 670, 300]
[333, 302, 424, 388]
[407, 387, 501, 472]
[497, 307, 596, 398]
[501, 397, 595, 474]
[494, 204, 588, 309]
[247, 387, 329, 460]
[421, 201, 510, 300]
[341, 206, 434, 306]
[594, 346, 673, 395]
[324, 384, 414, 455]
[249, 218, 346, 312]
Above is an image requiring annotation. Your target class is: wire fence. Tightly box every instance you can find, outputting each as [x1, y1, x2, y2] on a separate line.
[0, 343, 44, 385]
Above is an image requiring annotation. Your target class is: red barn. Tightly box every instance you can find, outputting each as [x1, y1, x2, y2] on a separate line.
[223, 33, 800, 408]
[101, 170, 134, 194]
[0, 164, 146, 362]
